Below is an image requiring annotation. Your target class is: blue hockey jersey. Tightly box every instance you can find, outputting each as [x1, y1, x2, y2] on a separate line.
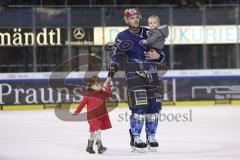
[111, 27, 164, 66]
[112, 27, 149, 63]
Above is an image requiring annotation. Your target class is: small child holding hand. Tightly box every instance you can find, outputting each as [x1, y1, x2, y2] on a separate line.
[73, 76, 112, 154]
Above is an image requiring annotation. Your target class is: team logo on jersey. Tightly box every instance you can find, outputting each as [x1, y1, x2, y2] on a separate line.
[119, 40, 133, 51]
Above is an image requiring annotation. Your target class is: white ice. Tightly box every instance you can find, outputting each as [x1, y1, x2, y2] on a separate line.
[1, 105, 240, 160]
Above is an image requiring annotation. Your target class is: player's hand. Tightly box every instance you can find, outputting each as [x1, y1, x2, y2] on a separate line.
[104, 77, 112, 87]
[146, 49, 160, 60]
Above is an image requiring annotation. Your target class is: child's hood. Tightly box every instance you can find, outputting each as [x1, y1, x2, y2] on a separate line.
[157, 25, 169, 38]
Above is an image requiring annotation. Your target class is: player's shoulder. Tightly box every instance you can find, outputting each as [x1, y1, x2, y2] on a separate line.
[141, 26, 149, 32]
[117, 28, 130, 38]
[120, 27, 149, 34]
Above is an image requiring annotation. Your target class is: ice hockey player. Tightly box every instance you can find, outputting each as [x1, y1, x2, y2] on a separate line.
[106, 8, 165, 152]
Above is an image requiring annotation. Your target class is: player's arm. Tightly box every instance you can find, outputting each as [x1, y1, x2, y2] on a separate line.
[73, 96, 88, 115]
[107, 35, 123, 78]
[158, 50, 165, 63]
[147, 49, 165, 63]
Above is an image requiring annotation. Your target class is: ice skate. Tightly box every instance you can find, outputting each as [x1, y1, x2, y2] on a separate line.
[146, 135, 158, 152]
[96, 140, 107, 154]
[86, 140, 95, 154]
[129, 129, 147, 153]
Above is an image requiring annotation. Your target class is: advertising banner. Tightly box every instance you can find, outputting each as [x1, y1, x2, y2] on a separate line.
[1, 70, 240, 105]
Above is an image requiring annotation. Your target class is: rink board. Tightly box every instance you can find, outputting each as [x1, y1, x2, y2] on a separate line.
[1, 100, 240, 111]
[0, 69, 240, 110]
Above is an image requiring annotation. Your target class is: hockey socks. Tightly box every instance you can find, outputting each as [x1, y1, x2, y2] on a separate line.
[145, 113, 159, 149]
[130, 114, 147, 150]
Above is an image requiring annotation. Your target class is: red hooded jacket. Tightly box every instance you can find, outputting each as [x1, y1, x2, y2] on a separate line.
[74, 85, 112, 132]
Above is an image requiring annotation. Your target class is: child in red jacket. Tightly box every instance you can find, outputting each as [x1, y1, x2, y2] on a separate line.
[73, 76, 112, 154]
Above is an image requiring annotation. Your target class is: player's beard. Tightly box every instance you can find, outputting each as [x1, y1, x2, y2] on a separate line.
[129, 24, 140, 34]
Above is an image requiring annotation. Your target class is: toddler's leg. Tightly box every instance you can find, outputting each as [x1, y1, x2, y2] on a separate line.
[95, 129, 107, 154]
[86, 132, 96, 154]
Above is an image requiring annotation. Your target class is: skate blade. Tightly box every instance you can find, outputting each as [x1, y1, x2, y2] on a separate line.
[131, 147, 147, 153]
[148, 146, 157, 152]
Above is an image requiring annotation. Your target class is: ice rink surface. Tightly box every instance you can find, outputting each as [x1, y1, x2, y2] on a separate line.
[1, 105, 240, 160]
